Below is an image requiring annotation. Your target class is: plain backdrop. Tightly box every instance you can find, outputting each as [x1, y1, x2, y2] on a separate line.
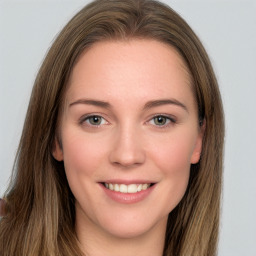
[1, 0, 256, 255]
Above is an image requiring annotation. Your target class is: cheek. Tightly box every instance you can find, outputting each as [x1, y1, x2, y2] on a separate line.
[62, 130, 106, 172]
[61, 131, 111, 217]
[149, 130, 196, 175]
[157, 138, 192, 189]
[147, 132, 196, 211]
[61, 130, 109, 197]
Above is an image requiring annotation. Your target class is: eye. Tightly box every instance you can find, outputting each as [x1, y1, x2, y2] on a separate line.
[148, 115, 175, 127]
[82, 115, 108, 126]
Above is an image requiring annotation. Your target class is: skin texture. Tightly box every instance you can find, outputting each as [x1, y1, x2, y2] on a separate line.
[53, 39, 204, 256]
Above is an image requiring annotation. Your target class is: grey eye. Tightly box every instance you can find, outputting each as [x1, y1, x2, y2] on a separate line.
[153, 116, 168, 126]
[86, 116, 103, 125]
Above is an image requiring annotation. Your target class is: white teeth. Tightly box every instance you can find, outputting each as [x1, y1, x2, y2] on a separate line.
[119, 184, 128, 193]
[142, 184, 148, 190]
[127, 184, 137, 193]
[114, 184, 119, 192]
[104, 183, 151, 193]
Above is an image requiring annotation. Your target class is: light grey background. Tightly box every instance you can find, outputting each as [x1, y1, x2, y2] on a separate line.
[1, 0, 256, 255]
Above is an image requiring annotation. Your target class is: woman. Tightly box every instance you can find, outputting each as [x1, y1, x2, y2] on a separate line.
[0, 0, 224, 255]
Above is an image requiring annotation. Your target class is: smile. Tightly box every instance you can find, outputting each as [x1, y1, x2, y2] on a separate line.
[104, 183, 151, 193]
[100, 182, 156, 204]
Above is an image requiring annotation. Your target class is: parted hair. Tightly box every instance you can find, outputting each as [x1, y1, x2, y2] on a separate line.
[0, 0, 224, 255]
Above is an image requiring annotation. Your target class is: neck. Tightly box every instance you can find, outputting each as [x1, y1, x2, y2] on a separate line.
[75, 209, 167, 256]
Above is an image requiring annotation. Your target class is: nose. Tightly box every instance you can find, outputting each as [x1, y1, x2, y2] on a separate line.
[109, 125, 146, 168]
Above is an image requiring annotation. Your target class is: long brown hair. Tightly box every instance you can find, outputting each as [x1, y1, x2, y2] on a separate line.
[0, 1, 224, 255]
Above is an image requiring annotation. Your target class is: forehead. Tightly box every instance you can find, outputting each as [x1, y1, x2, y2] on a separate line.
[66, 39, 194, 104]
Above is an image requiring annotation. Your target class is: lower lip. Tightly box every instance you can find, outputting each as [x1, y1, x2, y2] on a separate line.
[100, 184, 155, 204]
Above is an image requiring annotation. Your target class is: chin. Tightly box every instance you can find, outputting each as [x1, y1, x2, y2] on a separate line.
[97, 211, 168, 240]
[106, 224, 149, 239]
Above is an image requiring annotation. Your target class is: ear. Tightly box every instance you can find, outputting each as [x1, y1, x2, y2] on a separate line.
[52, 137, 63, 161]
[190, 119, 206, 164]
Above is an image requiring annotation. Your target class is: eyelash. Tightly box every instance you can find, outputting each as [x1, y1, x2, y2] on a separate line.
[79, 114, 176, 128]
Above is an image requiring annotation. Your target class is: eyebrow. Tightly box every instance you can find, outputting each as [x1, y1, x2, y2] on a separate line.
[69, 99, 111, 108]
[143, 99, 188, 112]
[69, 98, 188, 112]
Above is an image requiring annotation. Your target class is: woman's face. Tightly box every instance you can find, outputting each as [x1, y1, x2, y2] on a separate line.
[53, 39, 204, 239]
